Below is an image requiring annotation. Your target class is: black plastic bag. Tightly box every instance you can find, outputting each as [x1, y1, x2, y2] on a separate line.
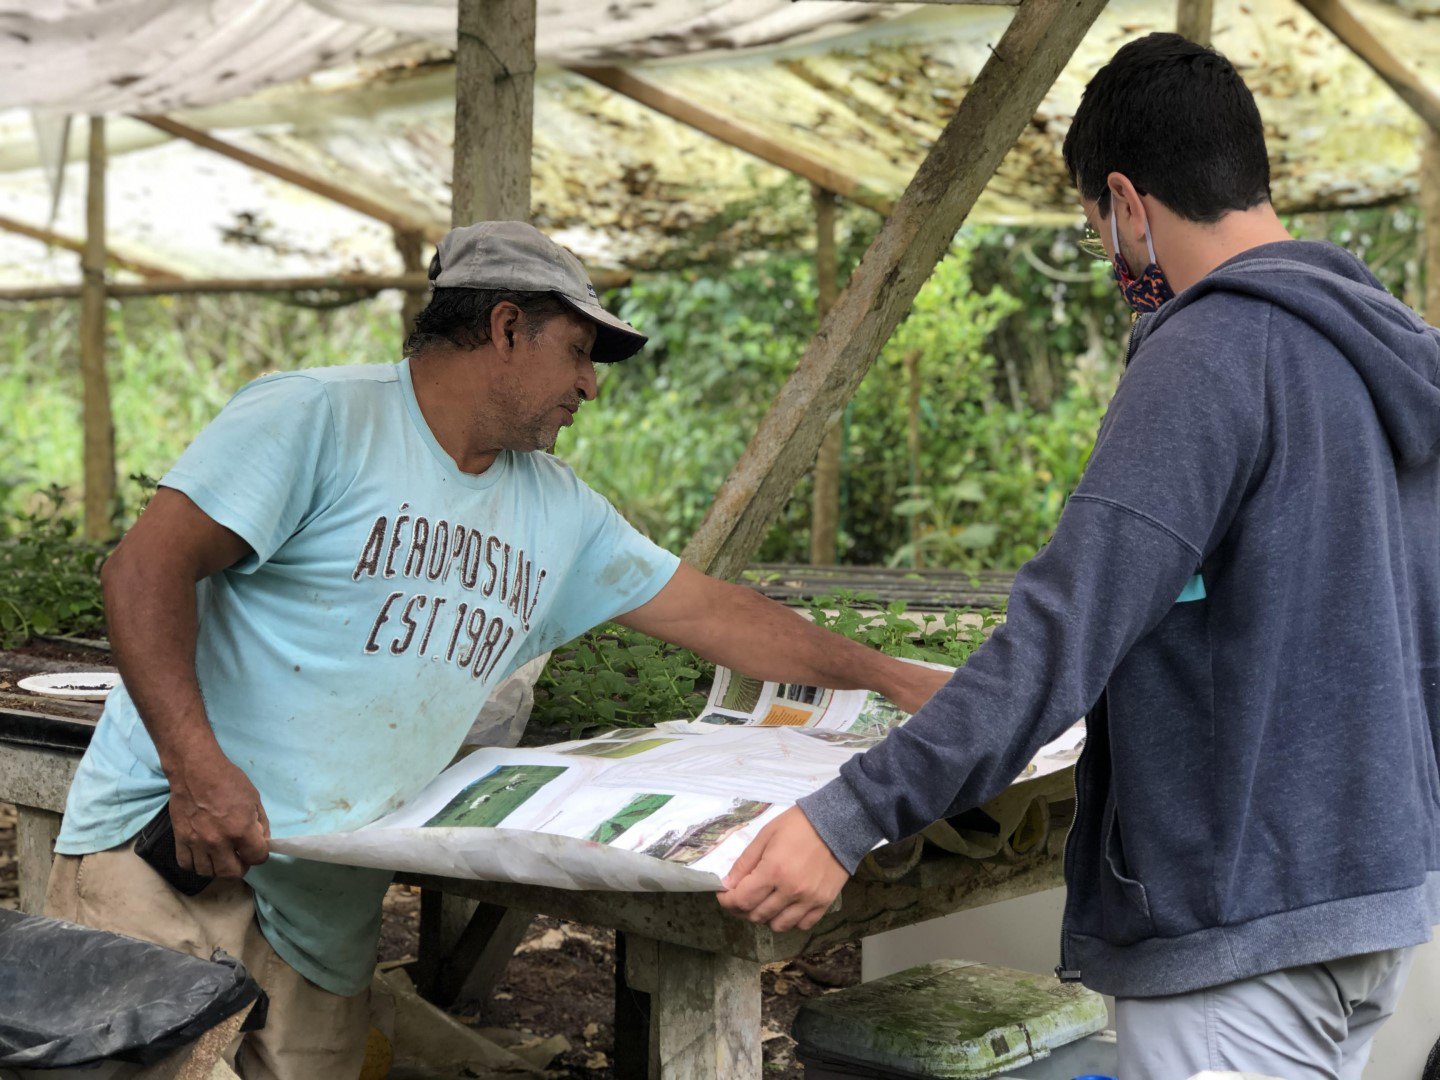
[0, 909, 267, 1068]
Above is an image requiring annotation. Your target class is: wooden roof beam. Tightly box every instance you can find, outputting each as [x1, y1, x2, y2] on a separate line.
[0, 273, 429, 303]
[569, 65, 896, 217]
[0, 265, 630, 304]
[682, 0, 1109, 579]
[0, 212, 180, 281]
[820, 1, 1020, 5]
[1292, 0, 1440, 135]
[134, 114, 443, 239]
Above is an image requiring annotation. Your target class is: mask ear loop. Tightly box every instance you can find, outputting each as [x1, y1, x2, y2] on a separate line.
[1109, 211, 1129, 277]
[1110, 205, 1159, 267]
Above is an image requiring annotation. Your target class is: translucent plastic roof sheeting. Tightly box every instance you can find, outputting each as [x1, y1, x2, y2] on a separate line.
[0, 1, 411, 114]
[0, 0, 1437, 285]
[309, 0, 911, 60]
[0, 1, 904, 114]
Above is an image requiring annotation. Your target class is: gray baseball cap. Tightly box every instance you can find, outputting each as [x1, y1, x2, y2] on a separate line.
[428, 221, 647, 363]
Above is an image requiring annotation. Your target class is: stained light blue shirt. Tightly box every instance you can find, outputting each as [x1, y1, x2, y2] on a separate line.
[57, 360, 680, 994]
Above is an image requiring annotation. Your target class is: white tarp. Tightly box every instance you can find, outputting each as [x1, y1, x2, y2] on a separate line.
[0, 1, 903, 115]
[272, 664, 1085, 892]
[0, 0, 1437, 284]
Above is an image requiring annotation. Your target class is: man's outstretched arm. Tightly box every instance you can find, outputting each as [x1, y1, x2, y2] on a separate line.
[102, 487, 270, 879]
[614, 563, 949, 714]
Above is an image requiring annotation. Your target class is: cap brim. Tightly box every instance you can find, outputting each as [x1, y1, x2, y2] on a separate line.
[555, 294, 648, 363]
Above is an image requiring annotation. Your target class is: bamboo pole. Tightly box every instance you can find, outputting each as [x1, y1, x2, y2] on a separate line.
[136, 114, 440, 238]
[452, 0, 537, 224]
[1176, 0, 1215, 45]
[905, 350, 923, 569]
[1424, 131, 1440, 323]
[0, 268, 629, 304]
[0, 273, 428, 302]
[682, 0, 1109, 580]
[80, 117, 117, 541]
[395, 229, 427, 340]
[571, 66, 896, 218]
[1292, 0, 1440, 135]
[809, 187, 842, 565]
[0, 213, 179, 281]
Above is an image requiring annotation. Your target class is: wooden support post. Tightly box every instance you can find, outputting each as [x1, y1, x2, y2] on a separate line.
[809, 186, 842, 566]
[80, 116, 117, 542]
[572, 66, 895, 218]
[136, 115, 437, 238]
[1425, 131, 1440, 323]
[1176, 0, 1215, 45]
[1293, 0, 1440, 135]
[683, 0, 1109, 579]
[452, 0, 537, 224]
[395, 228, 427, 342]
[417, 0, 539, 1008]
[0, 213, 179, 281]
[16, 807, 61, 915]
[905, 349, 923, 569]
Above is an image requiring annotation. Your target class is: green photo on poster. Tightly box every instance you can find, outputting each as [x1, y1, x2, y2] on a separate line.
[424, 765, 567, 828]
[587, 793, 675, 844]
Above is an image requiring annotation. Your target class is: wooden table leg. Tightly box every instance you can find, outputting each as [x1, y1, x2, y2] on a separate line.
[15, 806, 61, 915]
[652, 938, 762, 1079]
[415, 889, 532, 1008]
[614, 932, 656, 1080]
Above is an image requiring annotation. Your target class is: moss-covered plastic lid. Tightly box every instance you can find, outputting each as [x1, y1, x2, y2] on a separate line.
[792, 961, 1108, 1079]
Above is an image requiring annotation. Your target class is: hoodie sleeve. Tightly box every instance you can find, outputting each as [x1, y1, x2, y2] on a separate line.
[798, 310, 1267, 870]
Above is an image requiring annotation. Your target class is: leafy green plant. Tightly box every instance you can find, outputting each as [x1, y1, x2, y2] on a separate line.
[0, 486, 108, 647]
[531, 622, 713, 740]
[529, 591, 1003, 740]
[802, 591, 1002, 668]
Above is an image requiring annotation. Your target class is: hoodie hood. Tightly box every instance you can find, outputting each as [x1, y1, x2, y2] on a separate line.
[1137, 240, 1440, 469]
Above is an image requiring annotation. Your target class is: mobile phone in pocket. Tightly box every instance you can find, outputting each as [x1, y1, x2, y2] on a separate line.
[133, 801, 214, 896]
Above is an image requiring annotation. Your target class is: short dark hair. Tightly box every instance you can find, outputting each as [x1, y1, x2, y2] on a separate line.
[404, 288, 570, 356]
[1062, 33, 1271, 224]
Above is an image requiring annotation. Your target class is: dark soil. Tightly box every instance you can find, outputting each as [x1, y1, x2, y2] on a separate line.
[374, 890, 859, 1078]
[2, 638, 115, 667]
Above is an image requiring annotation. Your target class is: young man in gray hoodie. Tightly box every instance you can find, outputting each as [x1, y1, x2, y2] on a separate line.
[720, 33, 1440, 1078]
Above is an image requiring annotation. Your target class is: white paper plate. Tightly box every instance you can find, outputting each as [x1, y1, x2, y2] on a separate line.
[17, 672, 120, 700]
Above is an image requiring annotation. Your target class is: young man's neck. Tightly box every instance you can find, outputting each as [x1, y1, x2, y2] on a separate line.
[1152, 202, 1293, 294]
[407, 347, 505, 475]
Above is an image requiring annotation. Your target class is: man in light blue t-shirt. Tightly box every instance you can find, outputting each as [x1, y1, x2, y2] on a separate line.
[45, 222, 947, 1080]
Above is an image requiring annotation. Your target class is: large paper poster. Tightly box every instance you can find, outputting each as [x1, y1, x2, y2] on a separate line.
[273, 667, 1084, 891]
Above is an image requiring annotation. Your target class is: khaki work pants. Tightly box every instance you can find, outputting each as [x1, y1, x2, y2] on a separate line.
[44, 842, 369, 1080]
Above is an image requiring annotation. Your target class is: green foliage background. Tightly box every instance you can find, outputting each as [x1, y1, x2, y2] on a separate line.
[0, 205, 1427, 695]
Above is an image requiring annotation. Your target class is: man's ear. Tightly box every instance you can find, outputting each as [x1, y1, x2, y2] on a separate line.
[490, 301, 521, 356]
[1106, 172, 1147, 242]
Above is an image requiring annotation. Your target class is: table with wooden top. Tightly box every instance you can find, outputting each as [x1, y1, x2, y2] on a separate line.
[0, 719, 1069, 1080]
[0, 637, 1076, 1080]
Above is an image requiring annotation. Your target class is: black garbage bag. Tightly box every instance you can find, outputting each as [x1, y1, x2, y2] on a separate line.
[0, 908, 267, 1069]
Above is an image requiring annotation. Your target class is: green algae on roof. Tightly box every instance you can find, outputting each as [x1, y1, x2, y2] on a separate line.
[792, 960, 1107, 1079]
